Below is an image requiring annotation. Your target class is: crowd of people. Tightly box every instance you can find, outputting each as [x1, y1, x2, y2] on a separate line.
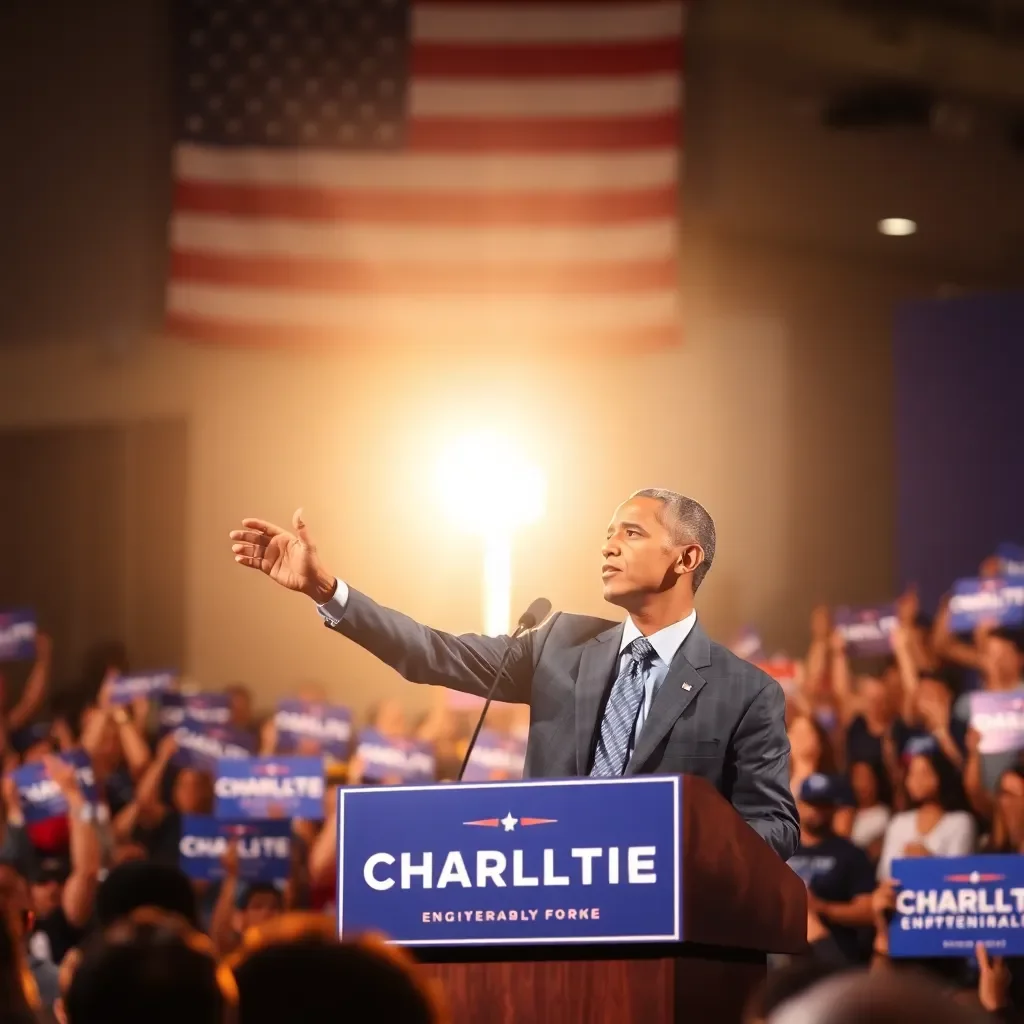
[0, 566, 1022, 1021]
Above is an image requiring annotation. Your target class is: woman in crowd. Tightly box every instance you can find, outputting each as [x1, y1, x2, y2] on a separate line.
[876, 747, 976, 882]
[847, 759, 893, 863]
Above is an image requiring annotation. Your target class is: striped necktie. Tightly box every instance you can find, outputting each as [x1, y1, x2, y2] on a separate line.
[589, 636, 656, 777]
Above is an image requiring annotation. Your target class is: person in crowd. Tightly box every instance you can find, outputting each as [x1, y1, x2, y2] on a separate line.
[113, 734, 213, 865]
[209, 840, 285, 957]
[0, 862, 59, 1009]
[226, 913, 444, 1024]
[370, 698, 410, 740]
[799, 606, 846, 738]
[64, 907, 233, 1024]
[1, 633, 54, 741]
[955, 630, 1024, 815]
[94, 860, 199, 930]
[788, 774, 875, 964]
[0, 900, 39, 1024]
[876, 747, 975, 882]
[787, 715, 854, 834]
[847, 759, 892, 863]
[989, 765, 1024, 854]
[743, 958, 843, 1024]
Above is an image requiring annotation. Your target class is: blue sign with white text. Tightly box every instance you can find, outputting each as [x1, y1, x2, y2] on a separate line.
[462, 730, 526, 782]
[184, 693, 232, 726]
[179, 815, 292, 882]
[948, 577, 1024, 634]
[0, 609, 36, 662]
[834, 604, 897, 657]
[889, 856, 1024, 957]
[214, 756, 325, 821]
[173, 720, 256, 769]
[12, 749, 98, 823]
[997, 543, 1024, 579]
[275, 700, 352, 760]
[336, 776, 681, 946]
[110, 671, 176, 706]
[355, 729, 435, 784]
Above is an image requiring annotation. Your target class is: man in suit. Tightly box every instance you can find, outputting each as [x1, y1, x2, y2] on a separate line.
[229, 488, 799, 860]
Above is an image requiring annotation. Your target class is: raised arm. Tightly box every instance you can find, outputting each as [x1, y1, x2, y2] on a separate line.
[7, 632, 52, 731]
[230, 509, 539, 703]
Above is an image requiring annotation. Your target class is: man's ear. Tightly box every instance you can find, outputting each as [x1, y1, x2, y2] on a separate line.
[677, 544, 704, 576]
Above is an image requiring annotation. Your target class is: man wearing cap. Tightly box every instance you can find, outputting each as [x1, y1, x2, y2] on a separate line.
[788, 773, 876, 964]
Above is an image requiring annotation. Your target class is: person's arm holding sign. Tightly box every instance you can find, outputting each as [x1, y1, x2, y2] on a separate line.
[7, 632, 52, 731]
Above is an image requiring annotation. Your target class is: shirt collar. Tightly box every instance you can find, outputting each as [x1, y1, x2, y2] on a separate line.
[620, 610, 697, 666]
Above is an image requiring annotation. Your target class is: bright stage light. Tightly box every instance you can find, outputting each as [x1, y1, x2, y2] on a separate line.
[435, 431, 546, 636]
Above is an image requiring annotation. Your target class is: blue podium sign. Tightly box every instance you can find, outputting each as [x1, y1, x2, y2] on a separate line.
[337, 776, 681, 947]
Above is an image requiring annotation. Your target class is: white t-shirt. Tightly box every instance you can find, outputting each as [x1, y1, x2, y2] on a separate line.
[877, 809, 977, 881]
[850, 804, 892, 851]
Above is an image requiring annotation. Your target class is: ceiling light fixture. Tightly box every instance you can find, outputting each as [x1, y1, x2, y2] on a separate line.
[878, 217, 917, 237]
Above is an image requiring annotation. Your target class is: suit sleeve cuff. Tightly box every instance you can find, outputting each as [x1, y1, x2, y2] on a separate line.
[317, 579, 350, 627]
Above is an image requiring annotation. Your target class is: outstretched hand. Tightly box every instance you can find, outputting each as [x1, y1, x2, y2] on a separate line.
[230, 508, 336, 604]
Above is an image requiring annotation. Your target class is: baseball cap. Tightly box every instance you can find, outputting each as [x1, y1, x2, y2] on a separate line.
[29, 856, 70, 886]
[798, 773, 854, 807]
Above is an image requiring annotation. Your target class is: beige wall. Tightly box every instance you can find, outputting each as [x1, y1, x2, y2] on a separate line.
[0, 282, 808, 717]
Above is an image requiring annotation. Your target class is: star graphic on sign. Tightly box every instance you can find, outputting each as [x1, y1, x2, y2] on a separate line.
[501, 812, 518, 832]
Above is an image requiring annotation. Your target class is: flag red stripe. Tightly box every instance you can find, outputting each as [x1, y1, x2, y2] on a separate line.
[167, 311, 679, 352]
[408, 112, 677, 152]
[412, 40, 681, 78]
[170, 250, 679, 294]
[174, 180, 678, 225]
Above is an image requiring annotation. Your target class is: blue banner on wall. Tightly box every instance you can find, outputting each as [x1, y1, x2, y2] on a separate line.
[889, 856, 1024, 957]
[947, 577, 1024, 634]
[12, 749, 98, 824]
[0, 609, 36, 662]
[173, 720, 256, 769]
[461, 731, 526, 783]
[834, 604, 897, 657]
[179, 815, 292, 882]
[109, 671, 176, 706]
[275, 700, 352, 760]
[355, 729, 435, 784]
[214, 756, 325, 821]
[336, 776, 681, 946]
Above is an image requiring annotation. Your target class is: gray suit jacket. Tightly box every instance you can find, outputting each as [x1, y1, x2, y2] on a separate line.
[331, 589, 799, 861]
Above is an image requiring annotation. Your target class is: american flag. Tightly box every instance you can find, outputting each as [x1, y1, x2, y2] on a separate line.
[168, 0, 685, 352]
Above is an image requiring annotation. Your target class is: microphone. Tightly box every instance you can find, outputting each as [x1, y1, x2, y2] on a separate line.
[456, 598, 551, 783]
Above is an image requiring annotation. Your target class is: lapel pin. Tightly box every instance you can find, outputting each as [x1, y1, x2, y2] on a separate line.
[682, 682, 692, 691]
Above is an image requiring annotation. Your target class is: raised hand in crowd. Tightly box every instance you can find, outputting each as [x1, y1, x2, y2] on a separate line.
[230, 509, 338, 604]
[5, 631, 52, 733]
[976, 942, 1011, 1015]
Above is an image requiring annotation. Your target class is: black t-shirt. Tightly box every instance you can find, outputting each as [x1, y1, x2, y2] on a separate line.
[133, 808, 183, 867]
[789, 833, 876, 964]
[30, 906, 86, 966]
[844, 715, 914, 768]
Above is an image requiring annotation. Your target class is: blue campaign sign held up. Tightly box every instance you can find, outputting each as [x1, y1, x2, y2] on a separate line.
[337, 776, 681, 947]
[275, 700, 353, 760]
[833, 604, 897, 657]
[889, 856, 1024, 957]
[109, 671, 176, 706]
[12, 749, 98, 824]
[947, 577, 1024, 634]
[214, 756, 325, 821]
[461, 730, 526, 783]
[355, 729, 436, 784]
[173, 720, 256, 770]
[997, 543, 1024, 578]
[0, 609, 36, 662]
[179, 815, 292, 882]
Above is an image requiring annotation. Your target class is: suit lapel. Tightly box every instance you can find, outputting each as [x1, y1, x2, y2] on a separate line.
[625, 620, 712, 776]
[574, 623, 624, 775]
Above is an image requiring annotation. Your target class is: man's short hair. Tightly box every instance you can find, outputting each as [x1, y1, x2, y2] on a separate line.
[95, 862, 199, 929]
[631, 488, 717, 592]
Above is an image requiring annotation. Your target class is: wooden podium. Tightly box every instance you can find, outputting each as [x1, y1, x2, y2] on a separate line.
[415, 776, 806, 1024]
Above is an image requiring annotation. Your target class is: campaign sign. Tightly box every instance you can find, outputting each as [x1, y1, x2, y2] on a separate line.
[159, 692, 186, 735]
[179, 815, 292, 882]
[834, 604, 897, 657]
[355, 729, 435, 784]
[997, 543, 1024, 579]
[0, 609, 36, 662]
[731, 626, 765, 663]
[12, 749, 98, 824]
[755, 658, 801, 694]
[109, 671, 175, 706]
[214, 757, 325, 821]
[336, 776, 681, 946]
[462, 730, 527, 783]
[947, 577, 1024, 634]
[888, 856, 1024, 957]
[275, 700, 353, 759]
[970, 692, 1024, 755]
[173, 720, 256, 769]
[184, 693, 232, 726]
